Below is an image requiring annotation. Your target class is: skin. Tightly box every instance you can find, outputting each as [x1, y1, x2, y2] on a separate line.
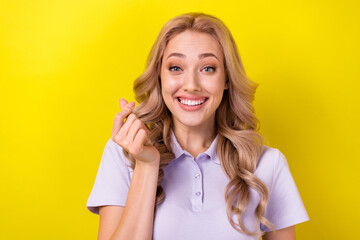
[99, 99, 160, 240]
[160, 30, 229, 158]
[161, 30, 296, 239]
[97, 30, 297, 239]
[263, 226, 296, 239]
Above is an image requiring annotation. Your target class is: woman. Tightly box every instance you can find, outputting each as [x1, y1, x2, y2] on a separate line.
[87, 12, 309, 240]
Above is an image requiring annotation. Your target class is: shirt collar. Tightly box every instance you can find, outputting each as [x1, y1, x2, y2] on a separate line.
[170, 129, 220, 164]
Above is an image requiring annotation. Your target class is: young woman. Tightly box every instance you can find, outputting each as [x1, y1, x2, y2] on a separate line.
[87, 13, 309, 240]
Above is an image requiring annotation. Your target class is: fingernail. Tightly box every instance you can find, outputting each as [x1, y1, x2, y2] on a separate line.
[127, 101, 135, 108]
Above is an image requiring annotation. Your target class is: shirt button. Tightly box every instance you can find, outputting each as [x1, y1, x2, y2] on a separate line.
[196, 192, 201, 196]
[195, 173, 200, 179]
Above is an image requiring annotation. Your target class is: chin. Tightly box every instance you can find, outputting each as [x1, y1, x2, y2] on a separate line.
[176, 115, 212, 128]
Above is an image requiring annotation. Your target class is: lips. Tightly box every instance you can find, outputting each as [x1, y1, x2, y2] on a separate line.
[175, 95, 209, 111]
[177, 95, 208, 101]
[177, 97, 208, 106]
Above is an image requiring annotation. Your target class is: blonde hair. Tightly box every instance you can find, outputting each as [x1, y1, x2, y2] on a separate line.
[123, 12, 275, 236]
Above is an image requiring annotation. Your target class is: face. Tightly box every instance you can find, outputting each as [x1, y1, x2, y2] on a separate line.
[160, 30, 229, 131]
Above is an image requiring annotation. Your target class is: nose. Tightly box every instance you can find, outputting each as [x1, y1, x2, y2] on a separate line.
[183, 71, 201, 92]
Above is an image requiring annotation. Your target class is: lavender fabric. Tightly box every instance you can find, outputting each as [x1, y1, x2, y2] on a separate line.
[87, 130, 309, 239]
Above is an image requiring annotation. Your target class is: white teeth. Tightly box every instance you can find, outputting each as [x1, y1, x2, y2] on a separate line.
[178, 98, 206, 106]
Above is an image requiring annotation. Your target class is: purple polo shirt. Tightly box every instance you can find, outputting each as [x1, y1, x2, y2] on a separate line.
[87, 130, 309, 239]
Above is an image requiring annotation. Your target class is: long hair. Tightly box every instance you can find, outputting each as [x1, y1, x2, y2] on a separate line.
[122, 12, 275, 236]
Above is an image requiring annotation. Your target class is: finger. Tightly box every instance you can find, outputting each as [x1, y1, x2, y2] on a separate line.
[119, 98, 128, 109]
[142, 122, 150, 134]
[116, 113, 137, 147]
[127, 119, 150, 142]
[111, 100, 135, 139]
[131, 129, 148, 155]
[126, 119, 143, 144]
[120, 98, 135, 111]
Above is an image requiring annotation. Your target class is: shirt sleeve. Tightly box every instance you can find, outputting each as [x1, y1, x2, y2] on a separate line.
[260, 149, 309, 232]
[86, 138, 132, 215]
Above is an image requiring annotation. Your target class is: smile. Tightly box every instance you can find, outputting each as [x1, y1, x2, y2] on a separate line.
[177, 97, 208, 106]
[176, 97, 209, 112]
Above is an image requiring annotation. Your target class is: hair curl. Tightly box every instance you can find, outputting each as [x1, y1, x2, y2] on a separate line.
[122, 12, 275, 236]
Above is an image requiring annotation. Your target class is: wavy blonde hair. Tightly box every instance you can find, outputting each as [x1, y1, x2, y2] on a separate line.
[123, 12, 275, 236]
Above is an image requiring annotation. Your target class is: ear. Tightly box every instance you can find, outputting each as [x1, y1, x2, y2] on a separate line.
[158, 76, 162, 89]
[224, 78, 229, 90]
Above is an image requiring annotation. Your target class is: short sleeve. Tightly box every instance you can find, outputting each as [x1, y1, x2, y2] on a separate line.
[260, 149, 309, 232]
[86, 138, 132, 215]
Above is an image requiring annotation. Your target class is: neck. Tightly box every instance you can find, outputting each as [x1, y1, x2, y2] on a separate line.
[172, 120, 217, 159]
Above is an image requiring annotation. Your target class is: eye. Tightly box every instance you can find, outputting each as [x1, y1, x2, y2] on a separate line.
[169, 66, 182, 72]
[202, 66, 216, 72]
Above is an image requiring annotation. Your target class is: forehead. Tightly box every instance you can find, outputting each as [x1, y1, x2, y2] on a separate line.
[163, 30, 223, 60]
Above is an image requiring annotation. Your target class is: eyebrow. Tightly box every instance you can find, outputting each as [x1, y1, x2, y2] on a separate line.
[166, 52, 219, 60]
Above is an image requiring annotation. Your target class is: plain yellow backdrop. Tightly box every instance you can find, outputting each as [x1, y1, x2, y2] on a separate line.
[1, 0, 359, 239]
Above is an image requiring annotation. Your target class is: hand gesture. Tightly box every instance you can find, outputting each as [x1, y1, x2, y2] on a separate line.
[111, 98, 160, 164]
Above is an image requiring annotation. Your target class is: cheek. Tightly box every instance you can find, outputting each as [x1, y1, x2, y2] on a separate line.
[161, 75, 180, 95]
[207, 84, 226, 104]
[207, 81, 225, 94]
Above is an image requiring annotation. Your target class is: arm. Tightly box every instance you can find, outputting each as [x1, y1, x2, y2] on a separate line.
[262, 225, 296, 240]
[98, 99, 160, 240]
[98, 160, 159, 240]
[98, 206, 124, 239]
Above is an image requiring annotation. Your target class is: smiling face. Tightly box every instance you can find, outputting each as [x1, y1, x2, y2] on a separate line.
[160, 30, 229, 132]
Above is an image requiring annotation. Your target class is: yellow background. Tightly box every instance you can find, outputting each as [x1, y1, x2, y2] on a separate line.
[1, 0, 359, 239]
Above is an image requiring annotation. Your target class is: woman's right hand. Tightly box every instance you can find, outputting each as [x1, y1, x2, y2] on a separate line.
[111, 98, 160, 165]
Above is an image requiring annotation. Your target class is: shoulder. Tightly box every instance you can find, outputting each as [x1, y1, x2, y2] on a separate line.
[102, 138, 132, 169]
[256, 146, 310, 230]
[254, 146, 289, 187]
[257, 145, 288, 169]
[105, 138, 121, 151]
